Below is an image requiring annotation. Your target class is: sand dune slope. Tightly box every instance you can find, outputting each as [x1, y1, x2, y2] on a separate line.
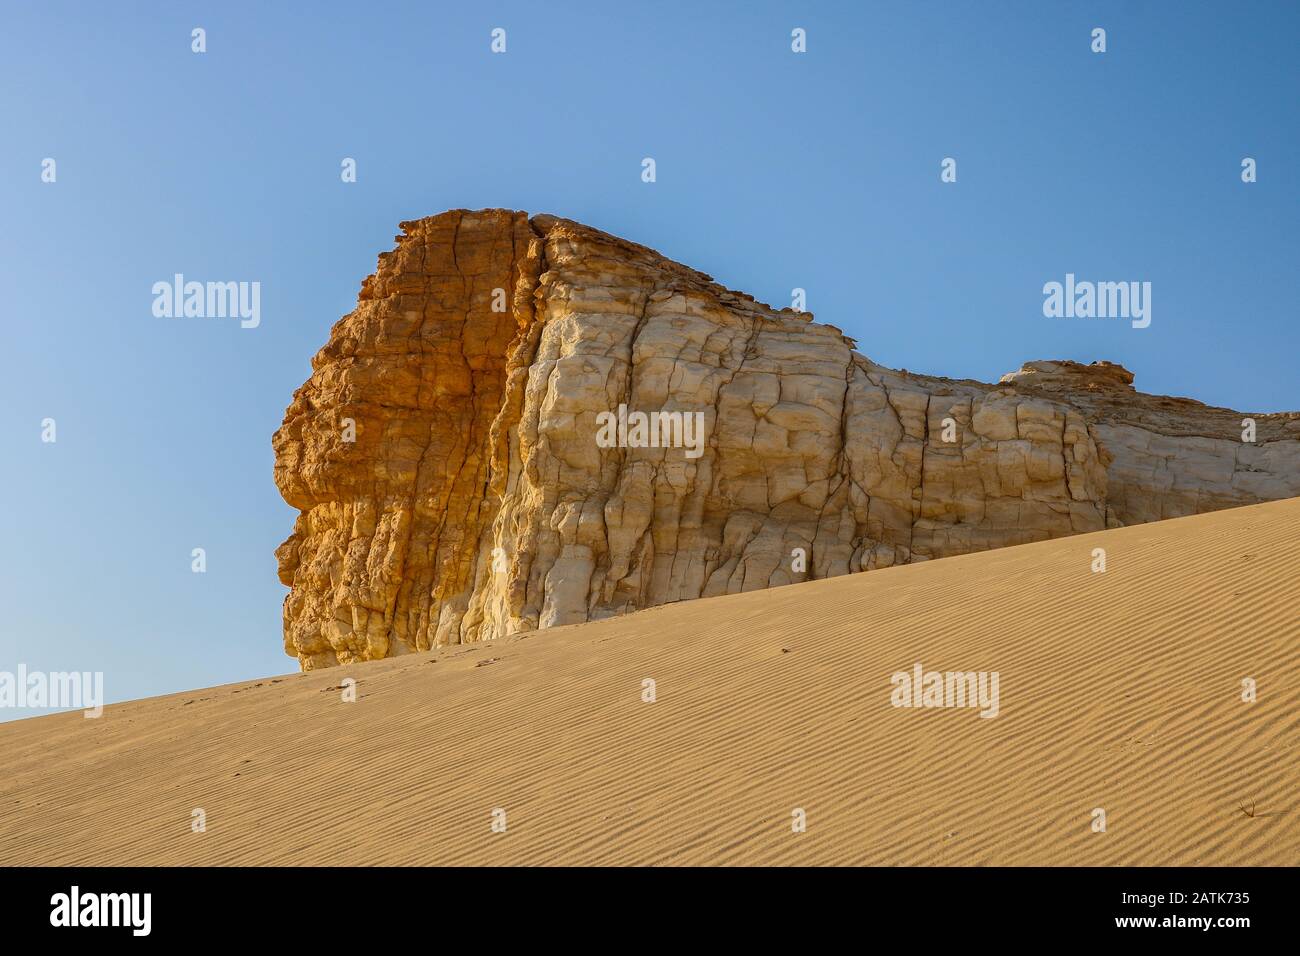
[2, 499, 1297, 866]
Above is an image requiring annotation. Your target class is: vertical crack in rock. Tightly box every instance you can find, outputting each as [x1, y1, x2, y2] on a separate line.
[915, 393, 932, 551]
[274, 209, 1300, 670]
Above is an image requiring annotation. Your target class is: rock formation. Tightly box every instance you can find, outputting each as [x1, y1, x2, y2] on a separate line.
[273, 209, 1300, 669]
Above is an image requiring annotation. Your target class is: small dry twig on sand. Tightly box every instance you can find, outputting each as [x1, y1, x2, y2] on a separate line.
[1236, 798, 1293, 819]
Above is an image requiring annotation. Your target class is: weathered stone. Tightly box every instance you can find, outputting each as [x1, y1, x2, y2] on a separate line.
[273, 210, 1300, 669]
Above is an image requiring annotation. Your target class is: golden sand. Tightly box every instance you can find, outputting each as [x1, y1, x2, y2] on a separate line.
[2, 498, 1295, 865]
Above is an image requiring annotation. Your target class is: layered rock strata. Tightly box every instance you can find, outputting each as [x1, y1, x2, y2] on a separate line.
[273, 209, 1300, 669]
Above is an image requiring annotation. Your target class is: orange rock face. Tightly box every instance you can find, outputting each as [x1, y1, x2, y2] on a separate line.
[273, 209, 1300, 669]
[273, 210, 545, 668]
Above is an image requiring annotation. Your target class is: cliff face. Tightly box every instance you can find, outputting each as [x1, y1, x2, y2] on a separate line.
[273, 209, 1300, 669]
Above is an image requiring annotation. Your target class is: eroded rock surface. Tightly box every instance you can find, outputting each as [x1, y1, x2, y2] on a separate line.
[273, 209, 1300, 668]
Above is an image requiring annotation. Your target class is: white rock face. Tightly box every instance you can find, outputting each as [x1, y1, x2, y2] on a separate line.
[273, 211, 1300, 668]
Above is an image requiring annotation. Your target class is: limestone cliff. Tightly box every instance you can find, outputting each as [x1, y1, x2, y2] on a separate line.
[273, 209, 1300, 669]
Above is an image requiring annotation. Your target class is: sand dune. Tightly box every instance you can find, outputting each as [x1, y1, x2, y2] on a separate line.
[3, 498, 1297, 866]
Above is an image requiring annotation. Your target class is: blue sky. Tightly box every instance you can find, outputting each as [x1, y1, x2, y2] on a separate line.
[2, 1, 1296, 720]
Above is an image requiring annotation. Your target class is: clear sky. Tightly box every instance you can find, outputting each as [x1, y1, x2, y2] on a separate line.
[2, 1, 1296, 720]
